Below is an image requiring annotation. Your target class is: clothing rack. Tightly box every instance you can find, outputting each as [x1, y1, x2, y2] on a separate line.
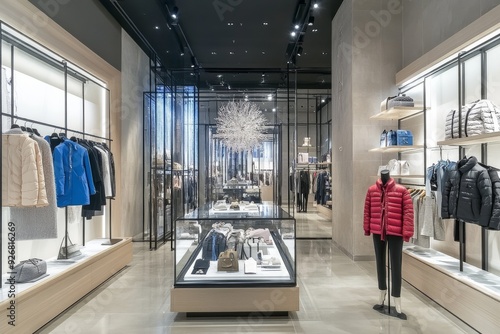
[1, 112, 116, 289]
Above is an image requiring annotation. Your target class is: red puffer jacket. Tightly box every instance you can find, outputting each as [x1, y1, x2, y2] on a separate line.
[364, 178, 414, 242]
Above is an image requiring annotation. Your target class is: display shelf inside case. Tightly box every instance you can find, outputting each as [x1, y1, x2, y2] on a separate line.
[174, 204, 296, 287]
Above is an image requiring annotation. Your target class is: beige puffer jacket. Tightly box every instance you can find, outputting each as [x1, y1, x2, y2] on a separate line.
[2, 133, 48, 207]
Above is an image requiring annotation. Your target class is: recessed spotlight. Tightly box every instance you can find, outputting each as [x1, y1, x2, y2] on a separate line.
[312, 29, 318, 32]
[245, 50, 248, 53]
[321, 99, 325, 103]
[230, 51, 235, 55]
[180, 52, 185, 56]
[227, 22, 234, 26]
[322, 52, 328, 55]
[217, 74, 223, 78]
[272, 108, 276, 112]
[297, 47, 303, 56]
[263, 22, 268, 26]
[166, 50, 170, 53]
[155, 26, 160, 30]
[308, 16, 315, 26]
[291, 31, 296, 37]
[211, 51, 217, 55]
[313, 3, 319, 9]
[294, 24, 300, 30]
[261, 51, 266, 55]
[262, 73, 265, 77]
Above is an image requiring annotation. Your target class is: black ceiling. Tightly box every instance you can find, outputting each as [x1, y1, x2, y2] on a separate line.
[100, 0, 343, 88]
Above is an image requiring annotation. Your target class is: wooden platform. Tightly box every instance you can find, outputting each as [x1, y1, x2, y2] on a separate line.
[403, 249, 500, 333]
[171, 286, 299, 313]
[0, 238, 132, 333]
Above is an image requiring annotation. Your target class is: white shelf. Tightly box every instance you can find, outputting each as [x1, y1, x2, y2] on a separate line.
[370, 106, 426, 120]
[437, 132, 500, 146]
[370, 145, 424, 153]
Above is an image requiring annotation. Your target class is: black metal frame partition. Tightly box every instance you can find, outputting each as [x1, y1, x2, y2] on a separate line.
[398, 32, 500, 273]
[0, 23, 116, 288]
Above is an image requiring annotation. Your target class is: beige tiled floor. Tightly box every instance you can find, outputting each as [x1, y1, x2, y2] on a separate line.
[38, 222, 476, 334]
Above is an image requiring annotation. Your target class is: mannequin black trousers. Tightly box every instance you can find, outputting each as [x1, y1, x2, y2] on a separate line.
[372, 234, 403, 297]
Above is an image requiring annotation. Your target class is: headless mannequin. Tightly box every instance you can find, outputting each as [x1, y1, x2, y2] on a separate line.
[375, 170, 404, 315]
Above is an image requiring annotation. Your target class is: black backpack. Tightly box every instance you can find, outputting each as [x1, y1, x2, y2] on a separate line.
[202, 230, 227, 261]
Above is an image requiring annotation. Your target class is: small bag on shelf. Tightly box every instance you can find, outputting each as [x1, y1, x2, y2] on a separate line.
[399, 160, 410, 175]
[396, 130, 413, 146]
[387, 94, 414, 109]
[12, 258, 49, 283]
[387, 130, 397, 146]
[217, 250, 239, 272]
[380, 130, 387, 147]
[57, 233, 82, 260]
[387, 159, 401, 175]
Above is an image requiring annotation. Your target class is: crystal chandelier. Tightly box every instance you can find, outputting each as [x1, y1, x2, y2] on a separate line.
[215, 100, 267, 152]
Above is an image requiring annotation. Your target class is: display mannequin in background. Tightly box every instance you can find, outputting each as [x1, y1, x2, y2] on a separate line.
[364, 170, 414, 315]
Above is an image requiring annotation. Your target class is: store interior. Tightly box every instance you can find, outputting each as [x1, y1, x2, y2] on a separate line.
[1, 0, 500, 333]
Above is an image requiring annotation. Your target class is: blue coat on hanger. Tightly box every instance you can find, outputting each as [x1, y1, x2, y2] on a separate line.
[52, 138, 96, 207]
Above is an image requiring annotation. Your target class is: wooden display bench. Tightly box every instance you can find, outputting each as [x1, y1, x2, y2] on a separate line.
[0, 238, 132, 333]
[402, 247, 500, 333]
[171, 286, 299, 313]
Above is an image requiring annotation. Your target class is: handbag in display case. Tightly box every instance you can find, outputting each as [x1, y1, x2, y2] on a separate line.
[217, 250, 239, 272]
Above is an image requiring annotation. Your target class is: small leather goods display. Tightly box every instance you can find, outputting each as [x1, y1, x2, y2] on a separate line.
[217, 250, 239, 272]
[12, 258, 49, 283]
[191, 259, 210, 275]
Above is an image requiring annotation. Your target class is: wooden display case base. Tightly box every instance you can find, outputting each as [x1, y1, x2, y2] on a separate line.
[171, 286, 299, 313]
[402, 250, 500, 333]
[0, 238, 132, 334]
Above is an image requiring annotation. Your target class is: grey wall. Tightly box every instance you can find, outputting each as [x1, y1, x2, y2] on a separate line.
[332, 0, 403, 259]
[120, 29, 150, 238]
[402, 0, 500, 67]
[29, 0, 121, 70]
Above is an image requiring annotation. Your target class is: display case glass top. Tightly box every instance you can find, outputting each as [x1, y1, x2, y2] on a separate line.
[174, 204, 296, 287]
[179, 203, 294, 220]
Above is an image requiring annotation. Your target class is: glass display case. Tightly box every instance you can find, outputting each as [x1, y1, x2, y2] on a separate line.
[174, 203, 296, 287]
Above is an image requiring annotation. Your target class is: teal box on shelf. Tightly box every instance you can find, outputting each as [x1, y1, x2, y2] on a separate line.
[396, 130, 413, 146]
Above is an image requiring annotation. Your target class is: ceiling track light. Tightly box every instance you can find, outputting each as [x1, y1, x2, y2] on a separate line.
[190, 56, 196, 68]
[290, 31, 297, 37]
[308, 16, 315, 26]
[313, 2, 319, 9]
[297, 47, 303, 56]
[294, 24, 300, 30]
[171, 6, 178, 19]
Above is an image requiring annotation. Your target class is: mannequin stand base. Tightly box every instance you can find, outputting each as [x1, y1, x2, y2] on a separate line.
[373, 304, 407, 320]
[102, 238, 123, 245]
